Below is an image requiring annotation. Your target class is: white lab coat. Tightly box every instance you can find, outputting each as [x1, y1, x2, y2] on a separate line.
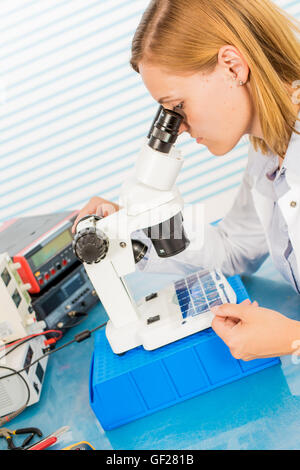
[136, 116, 300, 282]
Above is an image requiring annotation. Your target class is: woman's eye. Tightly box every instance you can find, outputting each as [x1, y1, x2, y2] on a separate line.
[173, 103, 186, 120]
[174, 102, 184, 111]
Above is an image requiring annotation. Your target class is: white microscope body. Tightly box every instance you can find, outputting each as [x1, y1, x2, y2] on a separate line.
[73, 108, 235, 354]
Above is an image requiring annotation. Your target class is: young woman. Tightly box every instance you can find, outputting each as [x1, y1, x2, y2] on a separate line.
[73, 0, 300, 361]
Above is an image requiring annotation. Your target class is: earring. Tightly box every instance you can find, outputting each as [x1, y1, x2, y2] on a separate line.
[239, 80, 244, 86]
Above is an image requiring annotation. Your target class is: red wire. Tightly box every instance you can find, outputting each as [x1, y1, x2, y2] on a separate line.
[0, 330, 63, 351]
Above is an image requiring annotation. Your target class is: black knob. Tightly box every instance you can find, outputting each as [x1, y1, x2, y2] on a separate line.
[73, 227, 109, 264]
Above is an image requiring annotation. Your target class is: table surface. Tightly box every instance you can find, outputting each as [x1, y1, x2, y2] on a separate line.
[2, 257, 300, 451]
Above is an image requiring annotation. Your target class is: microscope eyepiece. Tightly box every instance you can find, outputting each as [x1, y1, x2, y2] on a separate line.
[147, 106, 183, 154]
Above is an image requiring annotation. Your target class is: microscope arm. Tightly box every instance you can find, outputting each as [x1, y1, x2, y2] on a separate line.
[83, 259, 139, 329]
[79, 177, 184, 334]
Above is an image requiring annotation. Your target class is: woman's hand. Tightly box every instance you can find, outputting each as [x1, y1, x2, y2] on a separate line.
[211, 299, 300, 360]
[72, 196, 120, 234]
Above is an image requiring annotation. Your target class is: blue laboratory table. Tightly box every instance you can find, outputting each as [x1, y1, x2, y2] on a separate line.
[2, 257, 300, 450]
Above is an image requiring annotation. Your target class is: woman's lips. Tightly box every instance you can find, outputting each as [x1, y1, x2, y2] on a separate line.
[196, 137, 204, 143]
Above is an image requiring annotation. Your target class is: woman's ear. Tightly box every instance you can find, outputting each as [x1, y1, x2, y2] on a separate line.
[218, 45, 250, 85]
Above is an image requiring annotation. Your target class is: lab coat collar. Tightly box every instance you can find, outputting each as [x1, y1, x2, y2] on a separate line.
[282, 111, 300, 184]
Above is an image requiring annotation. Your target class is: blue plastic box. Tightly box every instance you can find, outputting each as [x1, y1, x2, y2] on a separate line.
[90, 275, 280, 430]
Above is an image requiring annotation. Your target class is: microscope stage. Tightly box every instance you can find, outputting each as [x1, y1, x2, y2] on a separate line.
[137, 269, 236, 350]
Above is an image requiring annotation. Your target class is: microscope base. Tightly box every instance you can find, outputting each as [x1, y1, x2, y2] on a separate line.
[105, 314, 214, 354]
[105, 269, 236, 354]
[139, 312, 214, 351]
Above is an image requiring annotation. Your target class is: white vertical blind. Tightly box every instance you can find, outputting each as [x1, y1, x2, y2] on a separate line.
[0, 0, 299, 224]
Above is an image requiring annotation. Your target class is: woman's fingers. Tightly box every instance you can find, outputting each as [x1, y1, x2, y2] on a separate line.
[95, 202, 118, 218]
[72, 197, 120, 233]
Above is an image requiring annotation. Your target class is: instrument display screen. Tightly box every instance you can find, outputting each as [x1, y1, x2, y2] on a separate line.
[31, 230, 72, 269]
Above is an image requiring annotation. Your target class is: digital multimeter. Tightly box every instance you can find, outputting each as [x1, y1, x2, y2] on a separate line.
[0, 211, 79, 294]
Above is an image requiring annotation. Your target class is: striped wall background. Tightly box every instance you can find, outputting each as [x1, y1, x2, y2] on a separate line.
[0, 0, 299, 226]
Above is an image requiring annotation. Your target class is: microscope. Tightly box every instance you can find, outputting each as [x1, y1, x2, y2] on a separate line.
[73, 107, 236, 354]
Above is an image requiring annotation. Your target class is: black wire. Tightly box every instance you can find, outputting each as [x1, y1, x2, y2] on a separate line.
[0, 337, 36, 362]
[0, 322, 106, 426]
[0, 313, 88, 361]
[0, 321, 107, 381]
[0, 329, 62, 362]
[0, 365, 30, 426]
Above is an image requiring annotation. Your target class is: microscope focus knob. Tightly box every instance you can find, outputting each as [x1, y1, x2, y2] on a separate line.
[73, 227, 109, 264]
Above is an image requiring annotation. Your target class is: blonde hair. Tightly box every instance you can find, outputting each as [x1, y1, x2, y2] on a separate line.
[131, 0, 300, 158]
